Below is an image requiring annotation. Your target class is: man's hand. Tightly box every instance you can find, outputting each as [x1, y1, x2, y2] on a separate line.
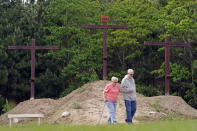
[129, 89, 134, 93]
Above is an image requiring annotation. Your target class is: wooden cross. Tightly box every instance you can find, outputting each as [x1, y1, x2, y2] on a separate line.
[8, 39, 59, 99]
[144, 36, 190, 95]
[82, 16, 128, 80]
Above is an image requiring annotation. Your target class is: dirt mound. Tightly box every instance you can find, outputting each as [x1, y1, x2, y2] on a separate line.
[0, 99, 60, 125]
[0, 80, 197, 125]
[149, 96, 197, 118]
[136, 96, 197, 122]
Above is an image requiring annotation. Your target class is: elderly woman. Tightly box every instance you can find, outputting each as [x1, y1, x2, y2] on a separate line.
[103, 76, 120, 124]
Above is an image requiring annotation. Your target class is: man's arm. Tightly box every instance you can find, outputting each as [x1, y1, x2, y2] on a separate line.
[120, 86, 133, 93]
[120, 79, 133, 93]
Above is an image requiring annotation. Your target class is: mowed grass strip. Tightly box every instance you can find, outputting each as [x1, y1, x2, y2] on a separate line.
[0, 120, 196, 131]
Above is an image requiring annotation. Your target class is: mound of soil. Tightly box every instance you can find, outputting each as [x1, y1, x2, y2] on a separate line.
[0, 80, 197, 125]
[0, 99, 60, 125]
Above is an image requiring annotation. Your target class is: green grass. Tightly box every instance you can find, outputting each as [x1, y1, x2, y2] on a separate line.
[0, 120, 197, 131]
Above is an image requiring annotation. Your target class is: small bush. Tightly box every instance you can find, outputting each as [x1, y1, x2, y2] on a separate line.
[73, 103, 82, 109]
[136, 85, 162, 97]
[2, 99, 11, 113]
[150, 99, 162, 112]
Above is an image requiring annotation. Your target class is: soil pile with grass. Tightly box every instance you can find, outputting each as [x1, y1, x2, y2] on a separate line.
[0, 80, 197, 125]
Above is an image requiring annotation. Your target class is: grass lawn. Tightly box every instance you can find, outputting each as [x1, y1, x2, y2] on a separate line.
[0, 120, 196, 131]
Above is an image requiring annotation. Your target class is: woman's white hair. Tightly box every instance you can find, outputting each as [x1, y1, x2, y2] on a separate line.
[127, 69, 134, 74]
[111, 76, 118, 82]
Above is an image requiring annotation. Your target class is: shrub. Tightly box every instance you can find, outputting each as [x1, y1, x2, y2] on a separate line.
[136, 85, 162, 97]
[2, 99, 11, 113]
[73, 103, 82, 109]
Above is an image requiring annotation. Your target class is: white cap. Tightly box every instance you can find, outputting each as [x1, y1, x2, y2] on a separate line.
[127, 69, 134, 74]
[111, 76, 118, 82]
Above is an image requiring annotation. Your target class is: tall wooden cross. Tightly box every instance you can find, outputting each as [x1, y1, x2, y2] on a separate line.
[144, 36, 190, 95]
[82, 16, 128, 80]
[8, 39, 59, 99]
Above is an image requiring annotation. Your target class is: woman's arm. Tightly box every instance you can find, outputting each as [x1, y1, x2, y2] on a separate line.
[103, 86, 110, 102]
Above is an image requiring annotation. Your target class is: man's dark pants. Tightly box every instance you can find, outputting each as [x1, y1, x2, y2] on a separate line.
[124, 100, 136, 123]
